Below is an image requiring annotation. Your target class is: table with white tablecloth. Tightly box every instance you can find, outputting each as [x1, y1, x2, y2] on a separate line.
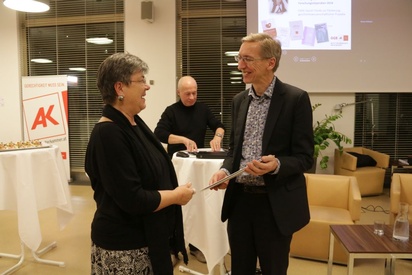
[172, 151, 229, 275]
[0, 145, 74, 274]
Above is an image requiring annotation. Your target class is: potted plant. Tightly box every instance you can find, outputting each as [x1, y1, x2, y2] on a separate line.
[312, 103, 352, 170]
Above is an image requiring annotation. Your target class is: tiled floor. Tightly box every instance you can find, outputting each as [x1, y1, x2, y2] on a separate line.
[0, 185, 411, 275]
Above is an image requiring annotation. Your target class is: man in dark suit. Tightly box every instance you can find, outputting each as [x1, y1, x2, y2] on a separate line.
[210, 33, 314, 275]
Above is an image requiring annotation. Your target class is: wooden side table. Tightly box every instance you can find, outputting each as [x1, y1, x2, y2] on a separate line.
[328, 224, 412, 275]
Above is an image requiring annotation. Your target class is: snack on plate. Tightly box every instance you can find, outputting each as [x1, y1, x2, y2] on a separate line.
[0, 140, 43, 150]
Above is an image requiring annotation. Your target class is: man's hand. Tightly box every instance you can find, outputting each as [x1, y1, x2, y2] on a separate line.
[184, 138, 198, 152]
[245, 155, 278, 176]
[209, 170, 229, 190]
[168, 134, 198, 152]
[209, 136, 222, 152]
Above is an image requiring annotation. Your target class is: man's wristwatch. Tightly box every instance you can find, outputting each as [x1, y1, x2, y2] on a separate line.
[215, 133, 224, 138]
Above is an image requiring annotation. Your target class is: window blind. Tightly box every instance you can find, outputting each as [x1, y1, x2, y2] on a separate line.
[21, 0, 124, 175]
[354, 93, 412, 186]
[177, 0, 246, 147]
[22, 0, 411, 185]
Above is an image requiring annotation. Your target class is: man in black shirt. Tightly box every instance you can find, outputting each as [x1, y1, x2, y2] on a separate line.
[154, 75, 225, 264]
[155, 76, 225, 158]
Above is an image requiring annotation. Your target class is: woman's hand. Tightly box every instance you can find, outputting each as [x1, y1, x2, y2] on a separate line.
[174, 182, 195, 205]
[156, 182, 195, 211]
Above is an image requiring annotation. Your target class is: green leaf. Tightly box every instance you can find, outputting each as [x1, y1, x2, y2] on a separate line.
[312, 104, 352, 169]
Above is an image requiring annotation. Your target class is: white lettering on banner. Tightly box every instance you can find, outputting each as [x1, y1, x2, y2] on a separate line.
[23, 93, 67, 140]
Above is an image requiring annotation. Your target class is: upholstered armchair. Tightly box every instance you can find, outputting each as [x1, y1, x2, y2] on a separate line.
[334, 147, 390, 196]
[390, 173, 412, 224]
[290, 173, 361, 264]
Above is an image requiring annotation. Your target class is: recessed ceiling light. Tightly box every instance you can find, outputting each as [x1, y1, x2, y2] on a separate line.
[67, 75, 78, 83]
[31, 58, 52, 63]
[3, 0, 50, 13]
[69, 67, 86, 72]
[224, 51, 239, 56]
[86, 37, 113, 45]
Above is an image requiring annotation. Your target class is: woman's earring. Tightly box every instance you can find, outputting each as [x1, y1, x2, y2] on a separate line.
[118, 95, 124, 101]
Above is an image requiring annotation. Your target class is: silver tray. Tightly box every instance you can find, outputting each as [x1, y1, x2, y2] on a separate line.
[0, 145, 51, 152]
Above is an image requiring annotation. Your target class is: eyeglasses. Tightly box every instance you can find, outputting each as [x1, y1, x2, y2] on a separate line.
[130, 79, 147, 85]
[234, 55, 268, 63]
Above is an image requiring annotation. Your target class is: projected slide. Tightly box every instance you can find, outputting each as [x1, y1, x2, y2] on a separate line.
[258, 0, 351, 50]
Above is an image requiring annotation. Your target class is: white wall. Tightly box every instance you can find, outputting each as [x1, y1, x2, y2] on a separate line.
[125, 0, 177, 131]
[0, 6, 22, 142]
[309, 93, 355, 174]
[0, 1, 356, 175]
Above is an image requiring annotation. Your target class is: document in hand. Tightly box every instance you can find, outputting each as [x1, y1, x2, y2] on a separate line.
[201, 168, 246, 191]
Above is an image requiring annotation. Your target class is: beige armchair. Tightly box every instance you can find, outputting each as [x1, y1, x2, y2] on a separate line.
[334, 147, 390, 196]
[290, 173, 361, 264]
[390, 173, 412, 224]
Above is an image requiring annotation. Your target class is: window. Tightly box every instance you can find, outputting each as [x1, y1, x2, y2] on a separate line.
[177, 0, 246, 146]
[22, 0, 124, 174]
[354, 93, 412, 185]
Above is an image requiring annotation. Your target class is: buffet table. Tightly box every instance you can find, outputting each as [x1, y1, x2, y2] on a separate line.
[0, 145, 74, 274]
[172, 151, 229, 275]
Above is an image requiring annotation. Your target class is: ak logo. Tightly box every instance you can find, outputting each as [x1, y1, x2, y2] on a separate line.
[23, 93, 67, 140]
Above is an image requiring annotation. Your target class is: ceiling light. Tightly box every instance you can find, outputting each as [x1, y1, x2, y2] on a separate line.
[224, 51, 239, 57]
[86, 37, 113, 45]
[230, 71, 242, 75]
[31, 58, 52, 63]
[227, 62, 238, 66]
[69, 67, 86, 72]
[3, 0, 50, 13]
[67, 76, 78, 83]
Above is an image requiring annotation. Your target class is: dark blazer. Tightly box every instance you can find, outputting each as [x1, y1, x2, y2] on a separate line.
[221, 78, 314, 236]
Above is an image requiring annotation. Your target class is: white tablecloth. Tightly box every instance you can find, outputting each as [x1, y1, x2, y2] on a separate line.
[172, 151, 229, 274]
[0, 145, 74, 252]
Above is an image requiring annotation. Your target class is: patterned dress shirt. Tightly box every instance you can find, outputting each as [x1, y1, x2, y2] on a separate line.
[236, 76, 276, 186]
